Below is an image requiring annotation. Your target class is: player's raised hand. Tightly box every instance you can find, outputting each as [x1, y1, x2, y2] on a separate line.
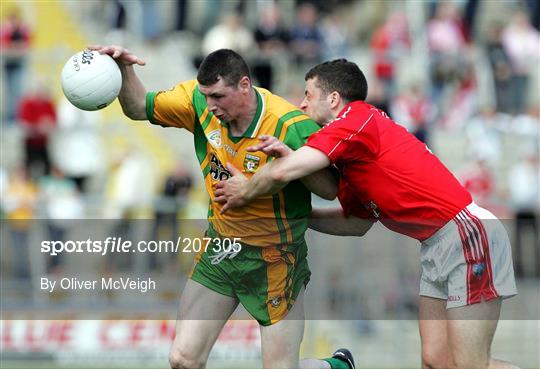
[88, 45, 146, 66]
[247, 135, 292, 158]
[214, 163, 248, 213]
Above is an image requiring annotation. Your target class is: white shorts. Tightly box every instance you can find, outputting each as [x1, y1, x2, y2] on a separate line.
[420, 202, 517, 309]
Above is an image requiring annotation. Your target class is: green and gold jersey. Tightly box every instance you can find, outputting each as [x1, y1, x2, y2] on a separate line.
[146, 80, 320, 247]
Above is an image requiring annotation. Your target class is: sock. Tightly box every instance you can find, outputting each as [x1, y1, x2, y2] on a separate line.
[323, 357, 351, 369]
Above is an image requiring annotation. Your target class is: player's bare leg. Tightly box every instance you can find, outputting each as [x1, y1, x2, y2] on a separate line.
[260, 288, 305, 369]
[446, 298, 521, 369]
[169, 279, 239, 369]
[418, 296, 448, 369]
[419, 296, 449, 369]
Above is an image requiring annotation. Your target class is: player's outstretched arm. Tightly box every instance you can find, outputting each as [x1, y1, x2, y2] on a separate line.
[215, 146, 330, 212]
[247, 135, 338, 200]
[309, 207, 373, 236]
[88, 45, 147, 120]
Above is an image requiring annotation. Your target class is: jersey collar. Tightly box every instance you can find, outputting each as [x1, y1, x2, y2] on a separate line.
[227, 87, 265, 143]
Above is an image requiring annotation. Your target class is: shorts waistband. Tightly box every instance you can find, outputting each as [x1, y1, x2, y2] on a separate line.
[422, 202, 475, 247]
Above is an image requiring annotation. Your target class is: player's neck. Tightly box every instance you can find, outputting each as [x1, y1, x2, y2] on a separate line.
[229, 89, 258, 136]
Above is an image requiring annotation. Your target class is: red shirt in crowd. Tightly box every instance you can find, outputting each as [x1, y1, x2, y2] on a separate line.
[17, 94, 57, 148]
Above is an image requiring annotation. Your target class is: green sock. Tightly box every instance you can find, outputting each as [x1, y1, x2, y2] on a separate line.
[323, 357, 351, 369]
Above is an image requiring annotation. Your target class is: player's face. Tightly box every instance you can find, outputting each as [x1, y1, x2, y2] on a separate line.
[299, 77, 334, 126]
[199, 77, 250, 124]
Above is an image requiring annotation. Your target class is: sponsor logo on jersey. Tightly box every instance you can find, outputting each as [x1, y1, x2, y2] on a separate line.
[448, 295, 461, 302]
[207, 129, 222, 149]
[224, 144, 237, 157]
[243, 154, 261, 173]
[210, 154, 231, 181]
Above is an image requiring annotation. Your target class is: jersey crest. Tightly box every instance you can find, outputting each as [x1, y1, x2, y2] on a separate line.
[243, 153, 261, 173]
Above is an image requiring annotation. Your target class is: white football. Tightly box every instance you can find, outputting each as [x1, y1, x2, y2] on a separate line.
[61, 50, 122, 111]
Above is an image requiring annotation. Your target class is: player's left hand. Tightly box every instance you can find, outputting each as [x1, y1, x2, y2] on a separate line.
[247, 135, 292, 158]
[214, 163, 248, 213]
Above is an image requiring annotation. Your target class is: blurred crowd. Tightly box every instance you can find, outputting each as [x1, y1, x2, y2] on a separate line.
[0, 0, 539, 308]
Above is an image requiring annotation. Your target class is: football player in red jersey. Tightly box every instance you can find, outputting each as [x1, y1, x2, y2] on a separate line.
[216, 59, 519, 369]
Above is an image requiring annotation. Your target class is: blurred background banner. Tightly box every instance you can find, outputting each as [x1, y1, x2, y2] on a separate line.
[1, 0, 539, 368]
[1, 319, 262, 367]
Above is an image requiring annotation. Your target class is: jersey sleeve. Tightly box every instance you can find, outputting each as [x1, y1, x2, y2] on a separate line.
[306, 112, 379, 164]
[281, 115, 320, 150]
[145, 81, 196, 132]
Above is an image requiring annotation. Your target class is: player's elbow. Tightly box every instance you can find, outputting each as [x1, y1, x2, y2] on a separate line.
[122, 104, 146, 121]
[318, 186, 338, 201]
[119, 95, 147, 121]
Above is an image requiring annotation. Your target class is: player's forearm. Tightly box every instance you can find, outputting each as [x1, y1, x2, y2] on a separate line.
[118, 65, 147, 120]
[242, 160, 289, 202]
[242, 147, 330, 202]
[301, 168, 338, 200]
[309, 207, 373, 236]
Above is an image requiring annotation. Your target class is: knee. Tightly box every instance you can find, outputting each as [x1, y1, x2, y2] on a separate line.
[422, 349, 448, 369]
[169, 350, 205, 369]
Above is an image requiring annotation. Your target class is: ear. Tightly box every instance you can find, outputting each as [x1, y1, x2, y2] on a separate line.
[238, 76, 251, 92]
[328, 91, 341, 109]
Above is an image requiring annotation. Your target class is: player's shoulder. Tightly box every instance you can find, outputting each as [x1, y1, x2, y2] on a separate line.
[348, 101, 383, 118]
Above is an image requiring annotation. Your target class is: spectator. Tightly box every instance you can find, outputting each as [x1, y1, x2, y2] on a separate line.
[485, 23, 514, 114]
[511, 104, 540, 144]
[390, 83, 435, 144]
[254, 2, 289, 55]
[253, 2, 290, 89]
[39, 167, 84, 274]
[457, 157, 495, 210]
[366, 78, 390, 115]
[150, 165, 192, 270]
[427, 2, 467, 103]
[0, 8, 32, 123]
[464, 106, 506, 163]
[17, 83, 57, 179]
[440, 61, 478, 130]
[508, 145, 540, 277]
[319, 11, 350, 60]
[501, 10, 540, 115]
[50, 97, 105, 193]
[3, 167, 37, 279]
[174, 0, 188, 32]
[289, 2, 323, 66]
[201, 12, 255, 57]
[103, 147, 155, 271]
[141, 0, 162, 42]
[370, 11, 410, 99]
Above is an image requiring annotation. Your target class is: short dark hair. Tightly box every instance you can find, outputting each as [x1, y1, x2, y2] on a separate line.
[305, 59, 368, 102]
[197, 49, 251, 87]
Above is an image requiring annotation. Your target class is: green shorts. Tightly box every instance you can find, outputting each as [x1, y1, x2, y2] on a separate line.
[189, 237, 310, 326]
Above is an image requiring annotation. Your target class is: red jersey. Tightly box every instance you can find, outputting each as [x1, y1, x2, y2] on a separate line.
[306, 101, 472, 241]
